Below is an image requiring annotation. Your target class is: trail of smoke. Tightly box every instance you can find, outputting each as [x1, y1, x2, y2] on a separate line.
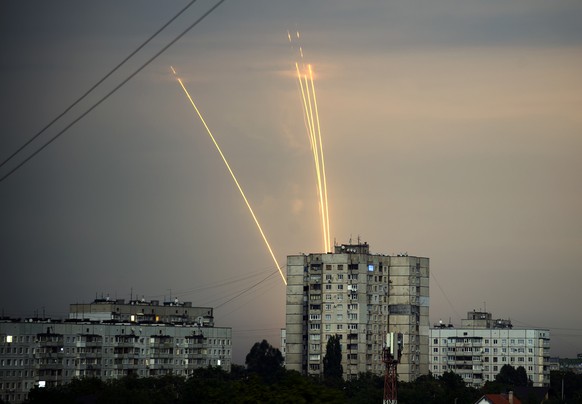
[171, 66, 287, 285]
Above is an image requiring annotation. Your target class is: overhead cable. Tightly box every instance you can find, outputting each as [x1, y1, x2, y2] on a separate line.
[0, 0, 226, 184]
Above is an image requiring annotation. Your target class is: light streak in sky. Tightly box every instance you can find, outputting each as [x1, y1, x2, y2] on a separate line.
[170, 66, 287, 285]
[289, 31, 332, 253]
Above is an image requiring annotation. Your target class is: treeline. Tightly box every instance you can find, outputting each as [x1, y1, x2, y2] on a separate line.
[21, 366, 479, 404]
[18, 367, 582, 404]
[16, 338, 582, 404]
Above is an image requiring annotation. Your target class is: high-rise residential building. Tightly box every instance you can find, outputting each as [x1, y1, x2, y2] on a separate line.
[0, 298, 231, 404]
[285, 242, 429, 381]
[430, 311, 550, 387]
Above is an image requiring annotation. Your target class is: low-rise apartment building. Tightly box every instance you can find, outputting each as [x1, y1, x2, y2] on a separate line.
[0, 298, 231, 403]
[430, 311, 550, 387]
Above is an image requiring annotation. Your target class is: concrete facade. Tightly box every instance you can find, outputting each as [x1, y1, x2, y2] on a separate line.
[69, 298, 214, 326]
[0, 299, 231, 404]
[285, 242, 429, 381]
[430, 311, 550, 387]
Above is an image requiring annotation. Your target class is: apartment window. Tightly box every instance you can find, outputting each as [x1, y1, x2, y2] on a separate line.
[337, 285, 343, 290]
[325, 265, 332, 271]
[325, 285, 332, 290]
[433, 348, 438, 353]
[310, 324, 321, 330]
[337, 274, 344, 280]
[337, 325, 343, 330]
[337, 265, 343, 270]
[433, 338, 438, 344]
[325, 274, 332, 280]
[325, 314, 331, 321]
[325, 304, 331, 310]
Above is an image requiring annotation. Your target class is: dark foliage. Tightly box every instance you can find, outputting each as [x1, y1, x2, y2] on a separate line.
[245, 339, 284, 382]
[323, 334, 343, 386]
[548, 370, 582, 403]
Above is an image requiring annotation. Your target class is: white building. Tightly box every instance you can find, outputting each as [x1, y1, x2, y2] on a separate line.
[285, 242, 429, 381]
[0, 298, 232, 403]
[430, 311, 550, 387]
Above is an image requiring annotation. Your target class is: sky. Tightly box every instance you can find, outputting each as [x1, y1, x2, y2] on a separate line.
[1, 0, 581, 364]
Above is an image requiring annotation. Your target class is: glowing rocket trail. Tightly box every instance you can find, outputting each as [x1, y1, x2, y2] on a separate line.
[308, 65, 331, 252]
[170, 66, 287, 285]
[290, 32, 332, 253]
[295, 61, 326, 251]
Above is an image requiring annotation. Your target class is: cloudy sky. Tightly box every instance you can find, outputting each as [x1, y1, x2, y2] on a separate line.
[1, 0, 581, 363]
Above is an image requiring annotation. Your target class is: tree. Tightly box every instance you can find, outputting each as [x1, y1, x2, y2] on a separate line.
[495, 364, 531, 387]
[323, 334, 343, 385]
[245, 339, 284, 381]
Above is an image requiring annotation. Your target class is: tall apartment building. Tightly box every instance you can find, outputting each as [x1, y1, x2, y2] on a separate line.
[285, 242, 429, 381]
[0, 298, 231, 404]
[430, 311, 550, 387]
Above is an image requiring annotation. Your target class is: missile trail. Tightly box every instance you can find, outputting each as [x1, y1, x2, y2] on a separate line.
[170, 66, 287, 285]
[308, 65, 331, 251]
[292, 35, 332, 252]
[295, 62, 326, 251]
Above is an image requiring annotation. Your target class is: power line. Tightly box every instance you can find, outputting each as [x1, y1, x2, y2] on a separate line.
[0, 0, 198, 171]
[430, 270, 462, 321]
[0, 0, 227, 184]
[215, 269, 279, 309]
[144, 266, 275, 300]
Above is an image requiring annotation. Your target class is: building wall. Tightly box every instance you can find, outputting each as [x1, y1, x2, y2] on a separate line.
[429, 327, 550, 387]
[0, 320, 231, 403]
[285, 243, 429, 382]
[69, 299, 214, 326]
